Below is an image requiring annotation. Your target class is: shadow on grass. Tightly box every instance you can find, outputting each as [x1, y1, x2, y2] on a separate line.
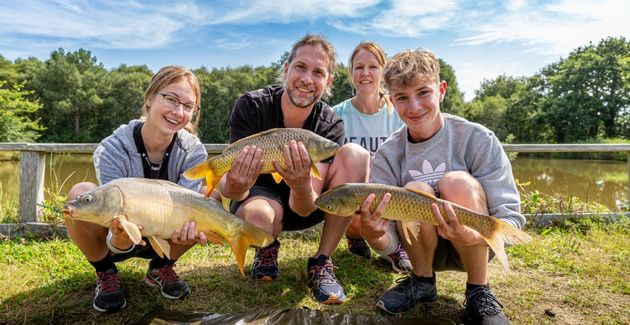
[0, 244, 465, 324]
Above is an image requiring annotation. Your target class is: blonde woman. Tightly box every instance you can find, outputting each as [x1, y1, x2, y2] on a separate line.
[332, 42, 411, 274]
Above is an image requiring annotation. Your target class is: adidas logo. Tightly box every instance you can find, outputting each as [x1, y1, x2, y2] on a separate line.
[408, 160, 445, 190]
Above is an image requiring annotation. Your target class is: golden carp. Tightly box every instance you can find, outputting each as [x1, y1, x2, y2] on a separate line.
[63, 178, 274, 275]
[314, 183, 532, 271]
[183, 128, 341, 196]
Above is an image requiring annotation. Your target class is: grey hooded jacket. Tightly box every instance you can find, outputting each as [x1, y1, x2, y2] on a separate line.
[93, 119, 207, 191]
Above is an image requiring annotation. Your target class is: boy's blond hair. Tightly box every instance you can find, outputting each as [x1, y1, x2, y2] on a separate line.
[383, 49, 440, 91]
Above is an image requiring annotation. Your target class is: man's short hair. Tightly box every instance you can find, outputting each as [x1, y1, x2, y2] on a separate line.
[383, 49, 440, 91]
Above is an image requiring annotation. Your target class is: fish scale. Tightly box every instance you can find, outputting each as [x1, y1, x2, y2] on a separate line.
[315, 183, 532, 271]
[63, 178, 274, 275]
[184, 128, 341, 196]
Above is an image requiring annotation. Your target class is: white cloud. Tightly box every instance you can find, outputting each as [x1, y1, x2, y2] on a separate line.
[456, 0, 629, 55]
[0, 0, 203, 49]
[209, 0, 380, 24]
[332, 0, 458, 37]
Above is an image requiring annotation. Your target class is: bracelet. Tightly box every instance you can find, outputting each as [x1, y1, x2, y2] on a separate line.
[106, 229, 136, 254]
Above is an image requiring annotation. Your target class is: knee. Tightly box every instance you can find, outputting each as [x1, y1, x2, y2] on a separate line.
[336, 143, 370, 168]
[67, 182, 97, 202]
[330, 143, 370, 181]
[439, 171, 483, 194]
[238, 199, 278, 227]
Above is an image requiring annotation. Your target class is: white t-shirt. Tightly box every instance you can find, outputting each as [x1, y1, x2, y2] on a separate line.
[332, 98, 404, 156]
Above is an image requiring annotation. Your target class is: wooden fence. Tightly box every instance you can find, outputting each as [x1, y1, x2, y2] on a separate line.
[0, 142, 629, 237]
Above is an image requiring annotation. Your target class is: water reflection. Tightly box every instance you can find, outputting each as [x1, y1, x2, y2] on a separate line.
[0, 154, 627, 210]
[511, 157, 627, 210]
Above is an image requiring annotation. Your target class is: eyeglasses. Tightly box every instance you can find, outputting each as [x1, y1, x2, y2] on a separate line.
[159, 93, 198, 113]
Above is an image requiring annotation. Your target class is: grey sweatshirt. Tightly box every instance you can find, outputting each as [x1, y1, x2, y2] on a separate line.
[93, 119, 207, 191]
[371, 114, 525, 229]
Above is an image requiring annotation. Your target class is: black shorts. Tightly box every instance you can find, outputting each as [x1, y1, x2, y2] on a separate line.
[111, 238, 159, 262]
[230, 185, 325, 231]
[433, 236, 496, 271]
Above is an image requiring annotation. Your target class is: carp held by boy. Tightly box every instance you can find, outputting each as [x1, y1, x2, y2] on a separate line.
[314, 183, 532, 271]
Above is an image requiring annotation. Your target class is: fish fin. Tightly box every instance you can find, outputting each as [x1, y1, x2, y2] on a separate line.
[117, 217, 143, 245]
[226, 221, 275, 276]
[405, 187, 439, 200]
[310, 163, 322, 180]
[205, 231, 225, 246]
[228, 128, 279, 147]
[271, 172, 283, 184]
[148, 236, 171, 260]
[183, 157, 223, 196]
[484, 219, 532, 272]
[401, 221, 421, 244]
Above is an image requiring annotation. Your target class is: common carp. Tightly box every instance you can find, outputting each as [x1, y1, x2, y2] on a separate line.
[314, 183, 532, 271]
[63, 178, 274, 275]
[183, 128, 341, 196]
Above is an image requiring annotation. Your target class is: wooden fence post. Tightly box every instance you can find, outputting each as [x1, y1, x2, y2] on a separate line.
[19, 151, 45, 222]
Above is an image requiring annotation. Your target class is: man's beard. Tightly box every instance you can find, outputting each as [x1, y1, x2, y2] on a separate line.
[286, 86, 319, 109]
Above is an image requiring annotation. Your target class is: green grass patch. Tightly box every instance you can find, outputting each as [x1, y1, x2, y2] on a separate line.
[1, 218, 628, 324]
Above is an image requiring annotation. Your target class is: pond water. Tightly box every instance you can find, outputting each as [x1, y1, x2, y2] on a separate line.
[0, 153, 627, 210]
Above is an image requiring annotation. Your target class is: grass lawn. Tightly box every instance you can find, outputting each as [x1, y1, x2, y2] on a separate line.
[1, 219, 628, 324]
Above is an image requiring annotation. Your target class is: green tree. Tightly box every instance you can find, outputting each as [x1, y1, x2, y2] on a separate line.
[98, 64, 152, 139]
[0, 81, 44, 142]
[439, 59, 465, 115]
[197, 65, 277, 142]
[540, 37, 629, 142]
[32, 48, 107, 142]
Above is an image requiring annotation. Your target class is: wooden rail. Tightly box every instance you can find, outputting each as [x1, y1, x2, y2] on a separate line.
[1, 142, 629, 224]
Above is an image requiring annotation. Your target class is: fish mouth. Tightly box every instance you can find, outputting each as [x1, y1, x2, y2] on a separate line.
[62, 204, 74, 216]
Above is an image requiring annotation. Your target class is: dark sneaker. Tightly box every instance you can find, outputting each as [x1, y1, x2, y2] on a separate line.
[376, 273, 437, 314]
[93, 268, 126, 313]
[347, 236, 371, 259]
[464, 285, 509, 325]
[383, 242, 413, 274]
[251, 239, 280, 281]
[307, 255, 346, 304]
[144, 264, 190, 299]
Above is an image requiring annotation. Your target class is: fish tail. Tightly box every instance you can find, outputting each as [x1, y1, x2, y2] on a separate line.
[226, 222, 275, 276]
[484, 220, 532, 272]
[183, 158, 223, 195]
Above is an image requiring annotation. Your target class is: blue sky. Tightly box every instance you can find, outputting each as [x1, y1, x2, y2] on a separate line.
[1, 0, 627, 101]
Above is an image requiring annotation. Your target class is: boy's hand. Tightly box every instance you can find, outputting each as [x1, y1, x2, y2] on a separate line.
[431, 202, 485, 246]
[359, 193, 391, 240]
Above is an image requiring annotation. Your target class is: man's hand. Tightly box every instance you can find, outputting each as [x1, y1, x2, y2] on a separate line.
[359, 192, 392, 240]
[272, 140, 313, 194]
[431, 202, 485, 246]
[222, 145, 264, 200]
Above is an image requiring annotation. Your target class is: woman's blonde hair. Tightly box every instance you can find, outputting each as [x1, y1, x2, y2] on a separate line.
[348, 41, 393, 113]
[142, 65, 201, 135]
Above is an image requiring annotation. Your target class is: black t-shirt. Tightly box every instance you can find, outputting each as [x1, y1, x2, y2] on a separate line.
[228, 84, 345, 189]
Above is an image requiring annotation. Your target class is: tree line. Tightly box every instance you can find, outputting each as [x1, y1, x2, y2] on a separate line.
[0, 37, 628, 144]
